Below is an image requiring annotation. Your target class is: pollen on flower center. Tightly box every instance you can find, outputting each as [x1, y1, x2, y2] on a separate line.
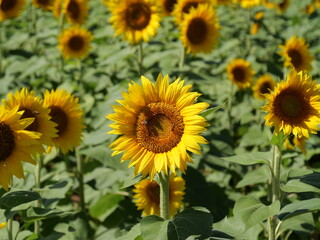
[126, 3, 151, 30]
[0, 122, 15, 162]
[146, 181, 160, 205]
[187, 17, 207, 44]
[67, 1, 80, 19]
[288, 49, 302, 69]
[136, 102, 184, 153]
[68, 36, 84, 51]
[49, 106, 68, 136]
[1, 0, 17, 11]
[20, 108, 39, 131]
[232, 67, 245, 83]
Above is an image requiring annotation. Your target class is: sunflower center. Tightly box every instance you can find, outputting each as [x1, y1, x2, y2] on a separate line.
[187, 17, 207, 44]
[68, 36, 84, 51]
[49, 106, 68, 136]
[0, 122, 15, 162]
[0, 0, 17, 11]
[126, 3, 151, 30]
[182, 2, 198, 14]
[146, 182, 160, 205]
[67, 0, 80, 19]
[136, 102, 184, 153]
[288, 49, 303, 69]
[20, 108, 39, 131]
[164, 0, 177, 13]
[260, 82, 272, 94]
[232, 67, 246, 83]
[37, 0, 50, 5]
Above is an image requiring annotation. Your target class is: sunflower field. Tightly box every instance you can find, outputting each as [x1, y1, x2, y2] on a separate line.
[1, 0, 320, 239]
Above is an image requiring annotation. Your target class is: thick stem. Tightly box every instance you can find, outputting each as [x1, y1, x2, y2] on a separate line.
[34, 157, 42, 236]
[76, 148, 85, 211]
[7, 218, 13, 240]
[268, 144, 281, 240]
[159, 172, 170, 220]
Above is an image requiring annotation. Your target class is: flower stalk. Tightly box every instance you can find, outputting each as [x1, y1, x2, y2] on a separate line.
[76, 148, 85, 211]
[34, 156, 43, 236]
[159, 171, 170, 220]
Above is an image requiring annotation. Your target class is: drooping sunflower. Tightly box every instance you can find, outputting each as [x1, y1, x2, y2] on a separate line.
[109, 0, 161, 44]
[133, 174, 185, 216]
[62, 0, 88, 24]
[263, 70, 320, 138]
[58, 26, 93, 59]
[3, 88, 58, 151]
[180, 4, 220, 54]
[0, 0, 25, 21]
[227, 58, 254, 89]
[160, 0, 178, 15]
[107, 74, 209, 178]
[279, 36, 313, 72]
[0, 105, 41, 191]
[43, 89, 85, 154]
[32, 0, 54, 10]
[173, 0, 213, 24]
[235, 0, 261, 8]
[252, 74, 276, 100]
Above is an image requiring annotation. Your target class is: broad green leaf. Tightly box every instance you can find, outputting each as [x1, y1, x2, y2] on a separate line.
[0, 191, 40, 210]
[281, 172, 320, 193]
[278, 212, 314, 237]
[141, 215, 169, 240]
[200, 105, 224, 118]
[89, 193, 124, 222]
[24, 207, 75, 221]
[233, 196, 280, 228]
[270, 131, 286, 148]
[117, 223, 141, 240]
[236, 165, 271, 188]
[278, 199, 320, 220]
[119, 173, 143, 189]
[212, 216, 246, 239]
[222, 152, 271, 167]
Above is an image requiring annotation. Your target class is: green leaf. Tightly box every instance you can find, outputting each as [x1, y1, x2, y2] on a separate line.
[222, 152, 271, 167]
[278, 199, 320, 220]
[89, 193, 124, 222]
[117, 223, 141, 240]
[0, 191, 40, 210]
[270, 131, 286, 147]
[141, 215, 169, 240]
[24, 207, 75, 221]
[119, 173, 143, 189]
[278, 212, 314, 237]
[236, 165, 271, 188]
[168, 207, 213, 240]
[233, 196, 280, 228]
[212, 216, 246, 239]
[281, 172, 320, 193]
[200, 105, 224, 118]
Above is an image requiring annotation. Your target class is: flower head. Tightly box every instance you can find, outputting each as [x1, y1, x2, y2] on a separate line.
[0, 0, 25, 21]
[32, 0, 54, 10]
[63, 0, 88, 24]
[227, 58, 254, 89]
[252, 74, 276, 100]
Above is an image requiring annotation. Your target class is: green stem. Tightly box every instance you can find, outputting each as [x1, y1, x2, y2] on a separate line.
[31, 4, 38, 52]
[76, 148, 85, 211]
[0, 22, 3, 75]
[158, 172, 170, 220]
[179, 44, 185, 75]
[57, 13, 65, 82]
[137, 42, 144, 75]
[7, 218, 13, 240]
[268, 144, 282, 240]
[34, 157, 42, 236]
[227, 82, 234, 133]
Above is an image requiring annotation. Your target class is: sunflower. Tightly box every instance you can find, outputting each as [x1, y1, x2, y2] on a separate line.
[32, 0, 54, 10]
[0, 105, 41, 191]
[160, 0, 177, 15]
[227, 58, 254, 89]
[252, 74, 276, 100]
[0, 0, 25, 21]
[107, 74, 209, 178]
[263, 70, 320, 138]
[62, 0, 87, 24]
[279, 36, 313, 72]
[43, 89, 85, 154]
[180, 4, 219, 54]
[173, 0, 213, 24]
[284, 135, 307, 155]
[3, 88, 58, 151]
[236, 0, 261, 8]
[58, 26, 93, 59]
[133, 174, 185, 216]
[109, 0, 161, 44]
[52, 0, 63, 17]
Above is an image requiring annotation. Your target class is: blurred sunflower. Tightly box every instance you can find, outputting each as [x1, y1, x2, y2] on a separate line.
[0, 222, 6, 229]
[32, 0, 54, 10]
[43, 89, 85, 154]
[173, 0, 213, 24]
[227, 58, 254, 89]
[107, 74, 209, 178]
[63, 0, 88, 24]
[180, 4, 219, 54]
[264, 0, 289, 13]
[279, 36, 313, 72]
[216, 0, 231, 4]
[52, 0, 63, 17]
[0, 105, 41, 191]
[0, 0, 25, 21]
[284, 135, 307, 155]
[236, 0, 261, 8]
[250, 11, 263, 35]
[133, 174, 185, 216]
[252, 74, 276, 100]
[263, 70, 320, 138]
[58, 26, 93, 59]
[3, 88, 58, 151]
[109, 0, 161, 44]
[160, 0, 177, 15]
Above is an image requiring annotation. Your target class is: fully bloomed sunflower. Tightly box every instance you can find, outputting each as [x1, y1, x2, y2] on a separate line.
[0, 106, 41, 190]
[109, 0, 161, 44]
[252, 74, 276, 100]
[180, 4, 220, 54]
[107, 74, 209, 178]
[43, 89, 85, 153]
[3, 88, 58, 153]
[32, 0, 54, 10]
[0, 0, 25, 21]
[58, 26, 93, 59]
[263, 70, 320, 138]
[227, 58, 254, 89]
[62, 0, 87, 24]
[133, 174, 185, 216]
[279, 36, 313, 72]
